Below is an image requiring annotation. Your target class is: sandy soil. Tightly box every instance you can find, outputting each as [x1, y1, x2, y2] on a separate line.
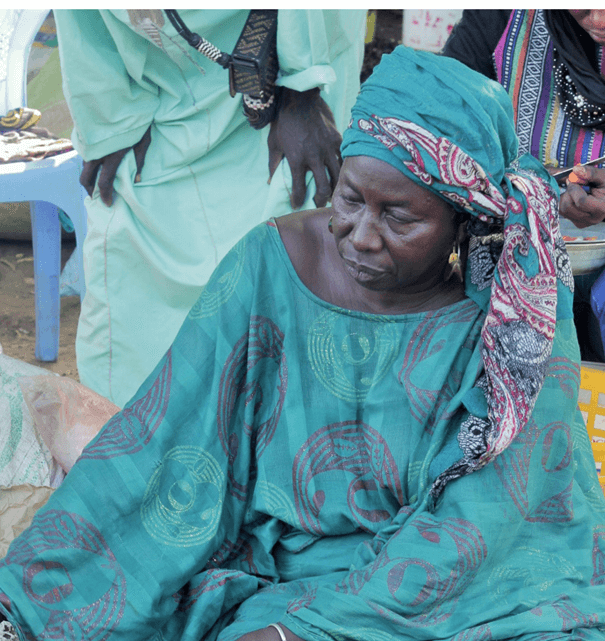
[0, 237, 80, 379]
[0, 10, 403, 383]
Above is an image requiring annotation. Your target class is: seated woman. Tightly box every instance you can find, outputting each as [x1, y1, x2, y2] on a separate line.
[1, 45, 604, 641]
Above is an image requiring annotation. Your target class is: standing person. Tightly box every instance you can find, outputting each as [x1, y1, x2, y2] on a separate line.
[443, 9, 605, 362]
[54, 9, 366, 406]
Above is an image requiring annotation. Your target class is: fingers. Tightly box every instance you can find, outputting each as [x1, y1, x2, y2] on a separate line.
[312, 136, 342, 206]
[79, 160, 102, 198]
[310, 124, 341, 206]
[133, 126, 152, 183]
[590, 165, 605, 187]
[267, 100, 342, 208]
[571, 163, 605, 187]
[567, 184, 599, 215]
[325, 148, 342, 194]
[96, 149, 129, 207]
[310, 158, 336, 208]
[289, 162, 308, 210]
[560, 185, 605, 227]
[267, 125, 284, 181]
[293, 154, 341, 209]
[268, 146, 284, 182]
[79, 134, 148, 206]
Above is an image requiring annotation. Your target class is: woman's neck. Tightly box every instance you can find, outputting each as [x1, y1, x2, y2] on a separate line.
[275, 210, 467, 316]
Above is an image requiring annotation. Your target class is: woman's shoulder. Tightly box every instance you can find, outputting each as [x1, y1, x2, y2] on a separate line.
[273, 208, 333, 275]
[274, 208, 331, 239]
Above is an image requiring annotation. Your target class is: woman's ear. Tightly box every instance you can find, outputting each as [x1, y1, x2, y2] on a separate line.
[456, 219, 469, 246]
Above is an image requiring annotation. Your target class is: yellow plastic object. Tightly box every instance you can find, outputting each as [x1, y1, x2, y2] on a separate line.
[579, 362, 605, 494]
[365, 11, 376, 44]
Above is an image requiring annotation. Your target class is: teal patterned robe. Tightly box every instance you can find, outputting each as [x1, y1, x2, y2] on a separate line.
[1, 221, 604, 640]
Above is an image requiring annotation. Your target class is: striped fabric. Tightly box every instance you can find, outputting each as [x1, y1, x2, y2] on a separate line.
[494, 9, 605, 169]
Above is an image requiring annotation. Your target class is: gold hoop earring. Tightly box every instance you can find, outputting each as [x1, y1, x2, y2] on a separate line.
[445, 242, 463, 283]
[328, 216, 333, 234]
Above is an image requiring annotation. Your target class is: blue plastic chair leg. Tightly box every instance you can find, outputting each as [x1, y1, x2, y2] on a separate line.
[30, 200, 61, 361]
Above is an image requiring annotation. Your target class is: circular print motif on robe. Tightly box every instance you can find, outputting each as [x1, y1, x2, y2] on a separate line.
[487, 546, 581, 607]
[307, 311, 401, 402]
[188, 236, 246, 320]
[4, 510, 126, 641]
[254, 481, 297, 525]
[141, 446, 224, 547]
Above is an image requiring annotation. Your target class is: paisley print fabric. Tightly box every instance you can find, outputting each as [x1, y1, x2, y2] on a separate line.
[0, 221, 603, 641]
[341, 45, 574, 496]
[1, 46, 604, 641]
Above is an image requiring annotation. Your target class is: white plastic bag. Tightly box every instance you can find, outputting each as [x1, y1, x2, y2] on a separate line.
[19, 376, 119, 472]
[0, 353, 63, 488]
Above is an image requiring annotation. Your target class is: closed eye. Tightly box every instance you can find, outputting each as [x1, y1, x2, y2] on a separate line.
[340, 190, 362, 203]
[337, 192, 364, 209]
[385, 208, 417, 226]
[386, 212, 408, 223]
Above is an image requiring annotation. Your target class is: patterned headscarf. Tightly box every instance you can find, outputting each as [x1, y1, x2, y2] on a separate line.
[341, 45, 576, 498]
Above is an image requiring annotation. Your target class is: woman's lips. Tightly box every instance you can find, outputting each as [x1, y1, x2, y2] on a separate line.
[342, 258, 387, 282]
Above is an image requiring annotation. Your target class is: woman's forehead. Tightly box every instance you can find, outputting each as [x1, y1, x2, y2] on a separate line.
[339, 156, 455, 215]
[341, 155, 405, 182]
[341, 156, 425, 195]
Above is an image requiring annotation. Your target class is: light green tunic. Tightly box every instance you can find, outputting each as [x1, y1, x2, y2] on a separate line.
[53, 9, 366, 406]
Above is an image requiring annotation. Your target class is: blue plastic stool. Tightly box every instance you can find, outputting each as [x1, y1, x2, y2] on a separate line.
[0, 150, 87, 361]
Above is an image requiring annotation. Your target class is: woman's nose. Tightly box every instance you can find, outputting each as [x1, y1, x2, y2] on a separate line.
[349, 211, 383, 252]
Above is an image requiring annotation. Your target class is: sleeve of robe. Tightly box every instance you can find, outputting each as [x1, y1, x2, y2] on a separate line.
[53, 10, 366, 162]
[281, 321, 605, 641]
[0, 227, 270, 640]
[53, 10, 161, 161]
[275, 10, 366, 93]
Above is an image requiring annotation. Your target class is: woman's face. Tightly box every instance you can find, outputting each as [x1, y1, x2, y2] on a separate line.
[569, 10, 605, 45]
[331, 156, 460, 295]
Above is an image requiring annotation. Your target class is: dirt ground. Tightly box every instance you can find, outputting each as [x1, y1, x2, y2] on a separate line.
[0, 237, 80, 379]
[0, 10, 403, 383]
